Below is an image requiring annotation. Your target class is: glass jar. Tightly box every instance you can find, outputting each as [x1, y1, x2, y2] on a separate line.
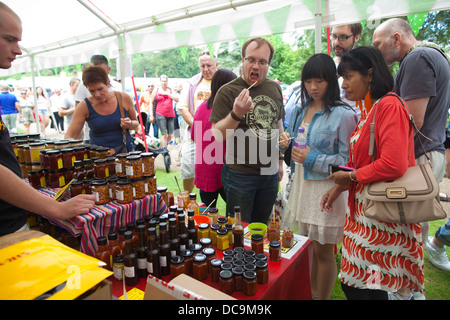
[157, 186, 169, 206]
[282, 230, 294, 248]
[125, 155, 143, 179]
[141, 152, 155, 176]
[28, 170, 44, 189]
[242, 270, 257, 296]
[112, 254, 124, 281]
[251, 234, 264, 255]
[217, 216, 228, 229]
[96, 146, 110, 159]
[115, 153, 128, 177]
[73, 146, 85, 161]
[210, 258, 222, 282]
[115, 178, 133, 204]
[208, 207, 219, 225]
[63, 167, 74, 185]
[83, 159, 95, 179]
[181, 249, 194, 275]
[70, 179, 85, 197]
[73, 160, 85, 181]
[39, 149, 50, 169]
[210, 224, 220, 246]
[216, 228, 229, 251]
[202, 247, 216, 274]
[54, 140, 70, 150]
[94, 158, 109, 178]
[107, 175, 118, 201]
[132, 178, 145, 200]
[267, 220, 280, 242]
[29, 142, 46, 163]
[269, 240, 281, 262]
[83, 178, 93, 194]
[91, 179, 110, 205]
[255, 260, 269, 284]
[105, 156, 116, 176]
[146, 174, 157, 195]
[48, 169, 65, 188]
[219, 270, 234, 295]
[230, 267, 243, 292]
[61, 148, 75, 169]
[192, 253, 208, 281]
[197, 223, 210, 240]
[46, 150, 63, 171]
[170, 255, 185, 280]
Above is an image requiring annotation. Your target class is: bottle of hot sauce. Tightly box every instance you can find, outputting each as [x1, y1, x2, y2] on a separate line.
[95, 236, 112, 270]
[136, 225, 148, 278]
[232, 206, 244, 248]
[107, 231, 122, 262]
[123, 231, 139, 286]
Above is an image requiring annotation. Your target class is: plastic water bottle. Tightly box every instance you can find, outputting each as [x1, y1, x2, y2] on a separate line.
[294, 127, 307, 165]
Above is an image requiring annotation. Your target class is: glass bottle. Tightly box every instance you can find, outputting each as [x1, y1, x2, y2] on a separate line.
[112, 254, 124, 281]
[181, 249, 194, 275]
[187, 193, 199, 216]
[219, 270, 234, 295]
[146, 227, 161, 278]
[232, 206, 244, 248]
[192, 253, 208, 281]
[136, 224, 148, 278]
[107, 231, 122, 262]
[127, 222, 139, 249]
[159, 222, 171, 276]
[242, 270, 257, 296]
[186, 209, 198, 246]
[95, 236, 112, 270]
[123, 231, 139, 286]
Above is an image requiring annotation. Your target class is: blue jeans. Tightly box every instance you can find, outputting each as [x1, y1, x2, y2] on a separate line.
[436, 219, 450, 247]
[221, 165, 278, 224]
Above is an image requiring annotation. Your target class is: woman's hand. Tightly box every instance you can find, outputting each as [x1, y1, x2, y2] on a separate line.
[327, 170, 355, 188]
[279, 132, 291, 148]
[120, 117, 134, 129]
[291, 145, 310, 164]
[320, 185, 345, 212]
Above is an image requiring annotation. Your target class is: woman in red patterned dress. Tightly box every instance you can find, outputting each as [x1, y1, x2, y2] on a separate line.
[320, 47, 424, 300]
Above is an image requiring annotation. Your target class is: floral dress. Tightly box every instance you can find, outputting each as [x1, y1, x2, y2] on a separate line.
[339, 114, 425, 293]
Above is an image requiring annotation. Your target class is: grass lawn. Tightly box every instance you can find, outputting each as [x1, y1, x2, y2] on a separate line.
[156, 167, 449, 300]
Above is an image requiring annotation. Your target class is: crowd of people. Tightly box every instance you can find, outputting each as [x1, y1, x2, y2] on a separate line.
[0, 1, 449, 301]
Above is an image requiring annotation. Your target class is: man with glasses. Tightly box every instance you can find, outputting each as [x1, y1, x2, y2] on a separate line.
[331, 23, 362, 117]
[177, 50, 218, 193]
[210, 37, 284, 223]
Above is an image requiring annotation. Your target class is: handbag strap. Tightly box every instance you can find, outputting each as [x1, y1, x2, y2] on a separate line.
[114, 91, 127, 146]
[368, 93, 430, 163]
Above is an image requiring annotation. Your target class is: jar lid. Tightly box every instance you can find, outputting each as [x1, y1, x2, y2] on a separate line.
[94, 158, 107, 164]
[243, 270, 257, 280]
[117, 178, 131, 185]
[233, 246, 246, 254]
[72, 146, 85, 151]
[105, 156, 116, 161]
[91, 179, 107, 186]
[251, 234, 264, 241]
[83, 159, 93, 165]
[222, 256, 234, 263]
[189, 193, 196, 199]
[255, 253, 267, 261]
[70, 179, 84, 186]
[107, 175, 118, 182]
[217, 228, 228, 235]
[126, 155, 141, 160]
[97, 146, 110, 152]
[74, 160, 83, 167]
[29, 142, 46, 147]
[234, 253, 245, 261]
[210, 258, 222, 268]
[210, 223, 221, 230]
[187, 209, 194, 217]
[60, 148, 74, 152]
[232, 266, 244, 275]
[244, 250, 256, 257]
[157, 186, 168, 192]
[217, 217, 228, 224]
[140, 152, 154, 157]
[223, 249, 234, 257]
[171, 255, 184, 264]
[193, 253, 206, 262]
[232, 259, 244, 267]
[124, 230, 133, 240]
[220, 262, 233, 271]
[202, 247, 215, 256]
[269, 240, 281, 248]
[208, 207, 218, 213]
[255, 260, 268, 269]
[219, 269, 233, 279]
[107, 231, 118, 240]
[199, 238, 212, 246]
[198, 223, 209, 229]
[180, 249, 193, 257]
[131, 177, 143, 182]
[116, 153, 128, 158]
[46, 149, 61, 155]
[96, 236, 107, 246]
[244, 263, 256, 272]
[189, 243, 202, 252]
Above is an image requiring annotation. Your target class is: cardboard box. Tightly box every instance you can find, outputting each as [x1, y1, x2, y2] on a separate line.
[144, 274, 235, 300]
[81, 280, 112, 300]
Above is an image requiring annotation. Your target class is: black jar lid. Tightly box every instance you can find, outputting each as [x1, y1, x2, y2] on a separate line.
[219, 269, 233, 279]
[193, 253, 206, 262]
[171, 255, 184, 264]
[243, 270, 257, 280]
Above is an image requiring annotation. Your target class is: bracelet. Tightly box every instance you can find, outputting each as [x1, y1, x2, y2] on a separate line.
[349, 170, 358, 182]
[230, 110, 244, 121]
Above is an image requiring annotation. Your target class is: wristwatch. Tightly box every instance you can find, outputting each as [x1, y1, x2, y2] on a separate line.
[230, 110, 244, 121]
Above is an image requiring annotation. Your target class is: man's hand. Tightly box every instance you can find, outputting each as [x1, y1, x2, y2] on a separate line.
[232, 88, 254, 118]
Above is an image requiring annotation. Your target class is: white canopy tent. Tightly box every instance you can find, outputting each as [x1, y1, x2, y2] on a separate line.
[3, 0, 450, 80]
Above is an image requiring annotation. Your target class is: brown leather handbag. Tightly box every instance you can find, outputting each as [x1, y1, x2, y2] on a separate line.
[363, 94, 447, 224]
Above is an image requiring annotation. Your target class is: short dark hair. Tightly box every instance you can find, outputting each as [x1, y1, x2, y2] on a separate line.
[350, 23, 362, 36]
[82, 66, 109, 87]
[300, 53, 346, 113]
[241, 37, 274, 64]
[338, 46, 393, 100]
[90, 54, 109, 68]
[207, 68, 237, 109]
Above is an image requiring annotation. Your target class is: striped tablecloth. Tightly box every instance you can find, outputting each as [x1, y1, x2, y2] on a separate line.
[37, 187, 168, 256]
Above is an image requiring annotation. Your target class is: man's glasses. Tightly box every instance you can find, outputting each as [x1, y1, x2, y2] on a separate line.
[244, 57, 269, 67]
[331, 34, 355, 42]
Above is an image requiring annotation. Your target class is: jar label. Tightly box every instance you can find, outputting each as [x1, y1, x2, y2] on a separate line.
[138, 258, 147, 270]
[116, 190, 124, 201]
[115, 163, 122, 173]
[40, 176, 46, 188]
[59, 175, 65, 187]
[124, 266, 135, 278]
[31, 150, 41, 162]
[113, 266, 123, 280]
[125, 165, 133, 177]
[105, 167, 109, 177]
[93, 192, 100, 203]
[57, 158, 63, 170]
[71, 155, 76, 167]
[160, 256, 167, 267]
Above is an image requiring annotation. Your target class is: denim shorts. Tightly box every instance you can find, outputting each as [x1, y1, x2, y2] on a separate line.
[155, 114, 174, 135]
[435, 220, 450, 247]
[221, 165, 278, 224]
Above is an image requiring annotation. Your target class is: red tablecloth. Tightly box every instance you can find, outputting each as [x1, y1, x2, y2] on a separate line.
[110, 236, 312, 300]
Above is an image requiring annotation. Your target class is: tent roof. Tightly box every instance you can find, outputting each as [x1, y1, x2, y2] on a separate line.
[2, 0, 450, 77]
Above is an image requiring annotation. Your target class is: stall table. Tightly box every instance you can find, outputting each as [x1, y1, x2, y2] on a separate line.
[110, 231, 313, 300]
[36, 186, 168, 256]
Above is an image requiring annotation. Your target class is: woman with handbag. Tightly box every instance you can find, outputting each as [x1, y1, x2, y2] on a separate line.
[65, 66, 139, 154]
[279, 54, 358, 300]
[321, 47, 424, 300]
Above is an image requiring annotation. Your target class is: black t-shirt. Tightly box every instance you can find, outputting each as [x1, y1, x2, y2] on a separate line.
[209, 77, 284, 175]
[0, 115, 27, 236]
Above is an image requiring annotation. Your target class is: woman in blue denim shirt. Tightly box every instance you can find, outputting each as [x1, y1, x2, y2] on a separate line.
[280, 54, 358, 300]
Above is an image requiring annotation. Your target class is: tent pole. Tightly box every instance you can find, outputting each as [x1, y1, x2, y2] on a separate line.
[315, 0, 322, 54]
[29, 55, 40, 136]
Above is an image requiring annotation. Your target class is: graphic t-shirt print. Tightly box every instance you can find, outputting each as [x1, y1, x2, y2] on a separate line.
[246, 94, 279, 140]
